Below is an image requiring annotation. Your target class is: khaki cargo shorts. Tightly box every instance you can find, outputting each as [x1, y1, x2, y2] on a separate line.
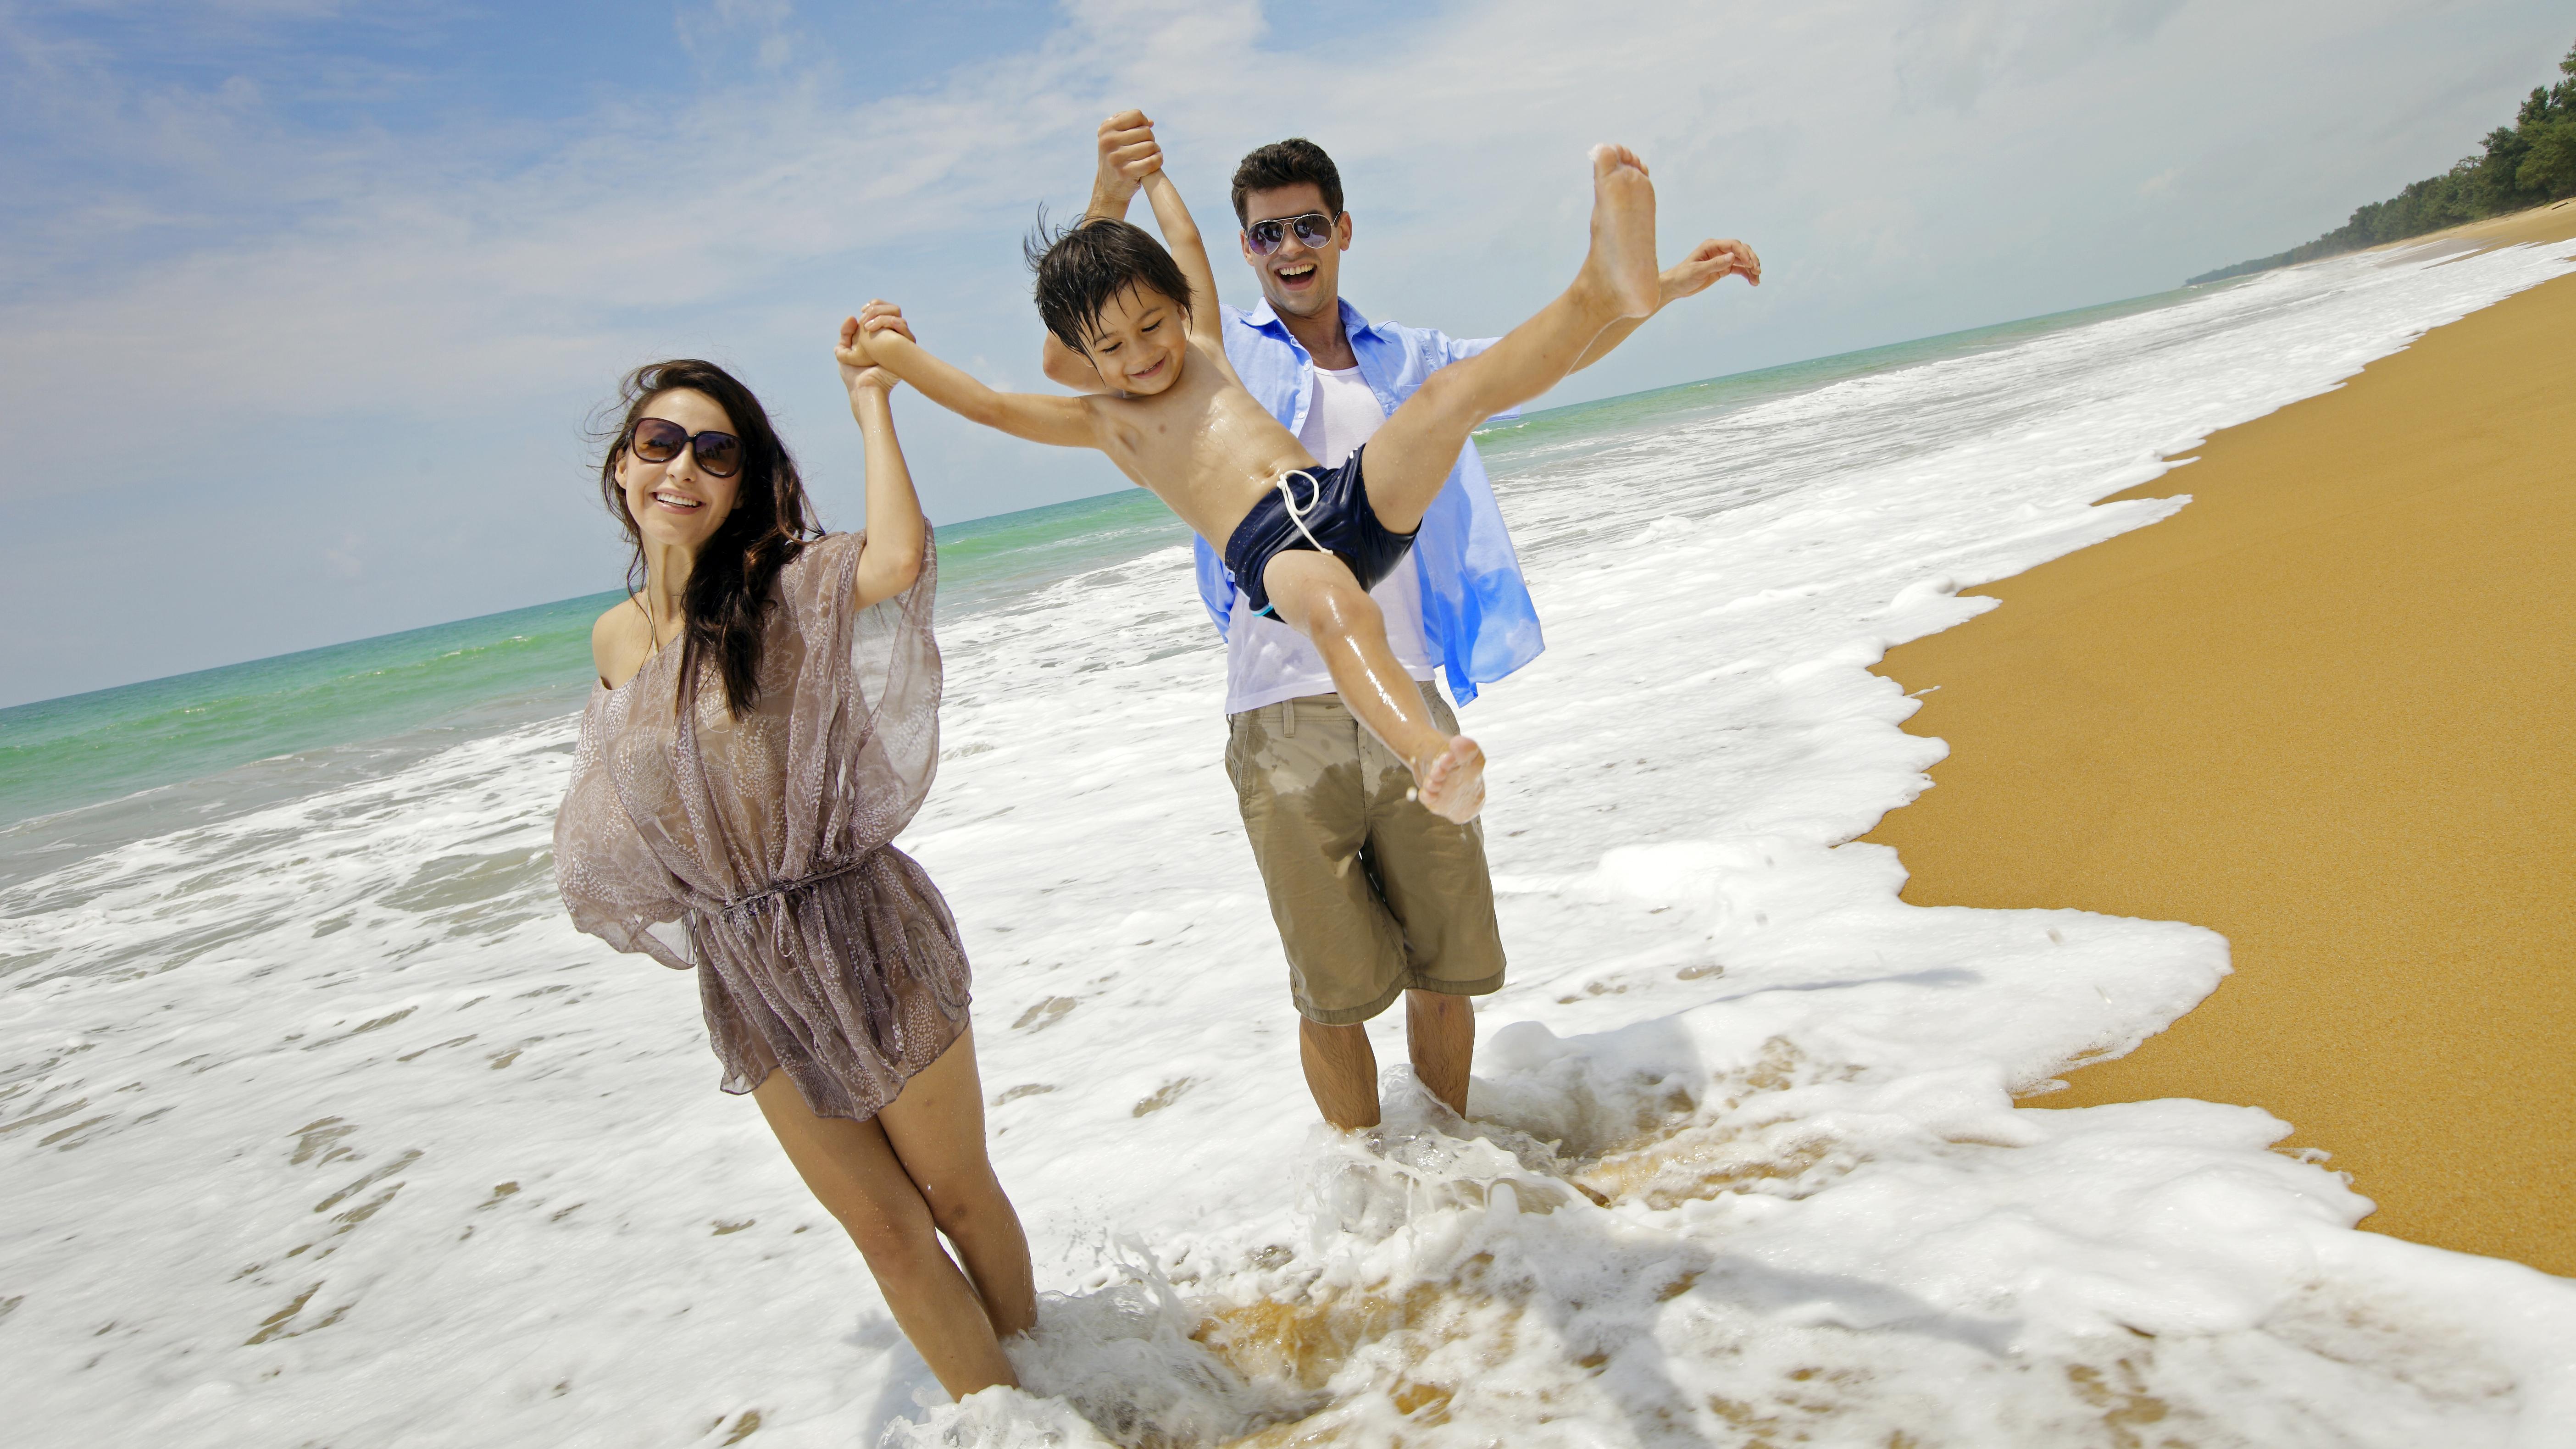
[1224, 683, 1506, 1025]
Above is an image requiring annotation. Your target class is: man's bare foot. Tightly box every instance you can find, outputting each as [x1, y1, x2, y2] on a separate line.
[1410, 736, 1487, 824]
[1583, 144, 1660, 319]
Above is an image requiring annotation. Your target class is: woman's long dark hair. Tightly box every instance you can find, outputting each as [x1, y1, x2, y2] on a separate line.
[595, 359, 819, 719]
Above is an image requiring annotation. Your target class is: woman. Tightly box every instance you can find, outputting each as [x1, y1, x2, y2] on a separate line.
[553, 311, 1034, 1399]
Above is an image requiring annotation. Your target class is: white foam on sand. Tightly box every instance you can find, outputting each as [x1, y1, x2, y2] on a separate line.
[7, 239, 2576, 1449]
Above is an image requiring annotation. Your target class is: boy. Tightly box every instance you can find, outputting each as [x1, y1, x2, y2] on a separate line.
[845, 143, 1674, 822]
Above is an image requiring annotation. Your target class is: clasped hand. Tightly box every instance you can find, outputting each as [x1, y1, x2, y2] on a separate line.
[836, 301, 916, 395]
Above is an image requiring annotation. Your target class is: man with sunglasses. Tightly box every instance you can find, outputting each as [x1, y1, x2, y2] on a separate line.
[1051, 111, 1759, 1133]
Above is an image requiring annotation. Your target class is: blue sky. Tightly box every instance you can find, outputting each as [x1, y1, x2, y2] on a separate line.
[3, 0, 2568, 706]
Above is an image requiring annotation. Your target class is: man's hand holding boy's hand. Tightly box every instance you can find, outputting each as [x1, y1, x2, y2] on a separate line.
[1089, 109, 1162, 217]
[1659, 239, 1763, 306]
[838, 301, 915, 396]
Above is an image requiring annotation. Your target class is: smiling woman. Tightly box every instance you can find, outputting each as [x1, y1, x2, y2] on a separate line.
[552, 336, 1039, 1404]
[591, 362, 796, 705]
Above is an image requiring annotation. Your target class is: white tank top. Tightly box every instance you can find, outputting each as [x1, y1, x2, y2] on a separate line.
[1223, 364, 1437, 715]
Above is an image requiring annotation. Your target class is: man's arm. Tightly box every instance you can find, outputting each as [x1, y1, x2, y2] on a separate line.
[1569, 237, 1763, 372]
[1138, 170, 1226, 353]
[1040, 333, 1108, 394]
[852, 310, 1097, 450]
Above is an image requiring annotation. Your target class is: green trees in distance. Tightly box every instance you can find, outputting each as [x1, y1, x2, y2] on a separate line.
[2188, 36, 2576, 286]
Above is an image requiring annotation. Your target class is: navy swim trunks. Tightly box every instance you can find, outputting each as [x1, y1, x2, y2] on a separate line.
[1221, 445, 1419, 617]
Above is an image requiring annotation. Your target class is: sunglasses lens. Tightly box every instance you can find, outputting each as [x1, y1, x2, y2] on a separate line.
[1248, 220, 1285, 255]
[631, 418, 684, 462]
[694, 431, 743, 477]
[1293, 215, 1335, 247]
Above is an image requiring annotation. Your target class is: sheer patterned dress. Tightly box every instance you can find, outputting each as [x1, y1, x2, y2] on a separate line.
[553, 532, 970, 1121]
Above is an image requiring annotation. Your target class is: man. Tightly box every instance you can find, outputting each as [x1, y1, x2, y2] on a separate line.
[1054, 112, 1760, 1129]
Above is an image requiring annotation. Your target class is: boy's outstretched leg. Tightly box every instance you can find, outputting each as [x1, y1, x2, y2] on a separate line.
[1362, 145, 1660, 532]
[1262, 550, 1486, 823]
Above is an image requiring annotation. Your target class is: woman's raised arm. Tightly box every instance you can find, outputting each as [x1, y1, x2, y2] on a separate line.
[838, 307, 929, 610]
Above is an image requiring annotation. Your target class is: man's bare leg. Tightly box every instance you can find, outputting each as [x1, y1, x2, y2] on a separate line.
[1300, 1017, 1381, 1129]
[1304, 993, 1472, 1129]
[1362, 145, 1660, 531]
[1406, 989, 1473, 1116]
[1262, 550, 1485, 822]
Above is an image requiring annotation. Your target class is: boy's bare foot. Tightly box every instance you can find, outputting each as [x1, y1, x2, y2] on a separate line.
[1410, 736, 1487, 824]
[1584, 144, 1660, 319]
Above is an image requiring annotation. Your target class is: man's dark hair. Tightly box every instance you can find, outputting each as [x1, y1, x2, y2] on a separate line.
[1230, 138, 1344, 226]
[1024, 215, 1195, 355]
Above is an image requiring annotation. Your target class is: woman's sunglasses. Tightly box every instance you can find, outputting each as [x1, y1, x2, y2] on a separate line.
[1244, 211, 1340, 256]
[628, 417, 743, 478]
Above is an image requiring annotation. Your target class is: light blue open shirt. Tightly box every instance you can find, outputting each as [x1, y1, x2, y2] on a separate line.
[1199, 297, 1545, 706]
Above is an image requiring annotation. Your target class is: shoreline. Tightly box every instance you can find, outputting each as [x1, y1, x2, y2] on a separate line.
[1865, 202, 2576, 1272]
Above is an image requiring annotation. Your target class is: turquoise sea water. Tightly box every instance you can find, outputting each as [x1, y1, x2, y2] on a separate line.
[0, 285, 2211, 857]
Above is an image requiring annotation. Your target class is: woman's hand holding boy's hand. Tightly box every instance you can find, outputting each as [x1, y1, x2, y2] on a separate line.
[838, 302, 914, 396]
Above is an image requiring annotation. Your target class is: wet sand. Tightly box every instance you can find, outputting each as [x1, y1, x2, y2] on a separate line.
[1865, 200, 2576, 1274]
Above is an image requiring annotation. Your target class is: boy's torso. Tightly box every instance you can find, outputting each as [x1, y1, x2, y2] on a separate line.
[1090, 338, 1318, 545]
[1224, 362, 1435, 714]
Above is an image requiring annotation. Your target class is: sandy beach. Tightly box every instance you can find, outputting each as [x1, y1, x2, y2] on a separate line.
[1867, 201, 2576, 1275]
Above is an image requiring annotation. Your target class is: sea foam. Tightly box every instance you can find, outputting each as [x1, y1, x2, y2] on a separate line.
[6, 237, 2576, 1448]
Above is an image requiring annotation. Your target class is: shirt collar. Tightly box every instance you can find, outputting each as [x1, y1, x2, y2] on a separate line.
[1241, 295, 1381, 347]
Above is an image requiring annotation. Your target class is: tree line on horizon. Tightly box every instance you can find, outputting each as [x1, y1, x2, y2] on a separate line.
[2188, 36, 2576, 286]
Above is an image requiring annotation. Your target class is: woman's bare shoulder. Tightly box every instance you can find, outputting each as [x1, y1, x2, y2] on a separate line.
[592, 597, 653, 689]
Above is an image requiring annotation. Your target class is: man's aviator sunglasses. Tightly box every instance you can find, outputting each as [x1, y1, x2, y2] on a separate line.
[1244, 211, 1341, 256]
[628, 417, 743, 478]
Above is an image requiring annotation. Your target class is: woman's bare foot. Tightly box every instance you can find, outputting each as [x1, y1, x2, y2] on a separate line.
[1410, 736, 1487, 824]
[1584, 144, 1661, 319]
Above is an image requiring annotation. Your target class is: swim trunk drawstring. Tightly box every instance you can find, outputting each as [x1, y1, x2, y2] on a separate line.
[1275, 469, 1328, 554]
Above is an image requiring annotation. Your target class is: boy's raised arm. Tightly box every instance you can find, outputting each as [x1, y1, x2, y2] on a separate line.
[1044, 107, 1163, 394]
[1138, 170, 1226, 352]
[855, 310, 1096, 450]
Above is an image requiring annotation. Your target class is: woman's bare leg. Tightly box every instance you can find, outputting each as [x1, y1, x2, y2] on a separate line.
[873, 1028, 1035, 1339]
[1262, 550, 1485, 822]
[1362, 145, 1660, 532]
[751, 1030, 1031, 1400]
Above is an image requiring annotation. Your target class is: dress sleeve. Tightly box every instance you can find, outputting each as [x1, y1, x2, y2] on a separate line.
[553, 685, 694, 970]
[776, 529, 943, 866]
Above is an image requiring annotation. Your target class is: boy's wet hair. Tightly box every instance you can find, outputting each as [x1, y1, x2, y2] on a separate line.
[1025, 215, 1195, 355]
[1230, 138, 1343, 226]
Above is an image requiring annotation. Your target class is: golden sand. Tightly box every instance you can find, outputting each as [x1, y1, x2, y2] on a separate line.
[1865, 200, 2576, 1274]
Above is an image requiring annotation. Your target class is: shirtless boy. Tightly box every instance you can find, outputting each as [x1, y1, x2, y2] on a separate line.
[845, 142, 1681, 822]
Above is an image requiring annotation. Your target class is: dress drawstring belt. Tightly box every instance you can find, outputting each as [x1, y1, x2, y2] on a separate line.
[704, 853, 877, 929]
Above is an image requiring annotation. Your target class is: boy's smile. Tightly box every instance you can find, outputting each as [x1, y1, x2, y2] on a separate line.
[1083, 284, 1191, 395]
